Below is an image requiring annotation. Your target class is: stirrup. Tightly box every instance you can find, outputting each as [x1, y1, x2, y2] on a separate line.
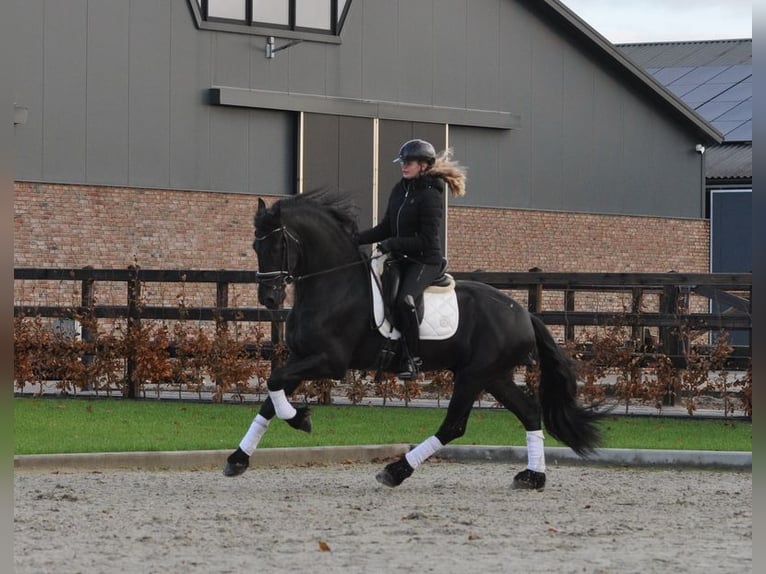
[398, 356, 422, 380]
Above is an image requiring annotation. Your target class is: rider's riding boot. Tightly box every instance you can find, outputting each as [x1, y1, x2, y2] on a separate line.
[398, 296, 422, 380]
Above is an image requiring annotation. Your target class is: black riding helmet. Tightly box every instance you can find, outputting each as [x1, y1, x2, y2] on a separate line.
[393, 139, 436, 165]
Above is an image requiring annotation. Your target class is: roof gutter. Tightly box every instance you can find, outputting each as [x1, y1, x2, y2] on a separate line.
[538, 0, 724, 144]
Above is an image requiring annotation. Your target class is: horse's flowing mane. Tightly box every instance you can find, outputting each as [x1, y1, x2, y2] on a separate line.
[278, 189, 360, 240]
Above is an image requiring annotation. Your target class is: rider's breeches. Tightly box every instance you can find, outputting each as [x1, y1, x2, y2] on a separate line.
[396, 262, 442, 356]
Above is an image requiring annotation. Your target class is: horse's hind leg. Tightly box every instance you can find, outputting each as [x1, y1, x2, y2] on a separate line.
[376, 375, 478, 488]
[486, 375, 547, 490]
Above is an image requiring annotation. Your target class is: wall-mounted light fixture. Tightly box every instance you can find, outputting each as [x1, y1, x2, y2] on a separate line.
[14, 104, 28, 126]
[695, 144, 706, 154]
[265, 36, 303, 59]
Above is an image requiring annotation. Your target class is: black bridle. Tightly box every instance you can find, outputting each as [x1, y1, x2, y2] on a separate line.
[253, 225, 301, 286]
[254, 225, 377, 286]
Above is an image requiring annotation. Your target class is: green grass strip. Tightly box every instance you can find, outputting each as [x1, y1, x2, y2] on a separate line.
[13, 397, 751, 455]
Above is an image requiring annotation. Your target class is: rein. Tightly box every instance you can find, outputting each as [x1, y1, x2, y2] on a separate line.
[254, 225, 380, 285]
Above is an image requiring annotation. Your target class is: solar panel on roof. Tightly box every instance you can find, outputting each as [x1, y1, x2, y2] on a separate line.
[666, 83, 698, 98]
[651, 67, 694, 83]
[724, 121, 751, 142]
[680, 83, 731, 103]
[715, 100, 751, 122]
[676, 65, 730, 84]
[712, 82, 752, 101]
[709, 64, 751, 83]
[712, 120, 746, 136]
[618, 40, 752, 144]
[696, 100, 742, 120]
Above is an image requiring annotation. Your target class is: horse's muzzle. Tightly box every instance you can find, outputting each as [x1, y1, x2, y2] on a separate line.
[258, 285, 284, 310]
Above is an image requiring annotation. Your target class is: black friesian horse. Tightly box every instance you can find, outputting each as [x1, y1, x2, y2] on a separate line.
[224, 190, 601, 489]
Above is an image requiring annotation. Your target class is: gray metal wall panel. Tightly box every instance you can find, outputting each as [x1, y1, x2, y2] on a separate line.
[325, 0, 363, 99]
[528, 22, 565, 209]
[304, 114, 340, 191]
[212, 31, 251, 88]
[338, 117, 374, 227]
[466, 0, 500, 112]
[209, 107, 249, 191]
[248, 110, 295, 196]
[128, 0, 172, 188]
[303, 114, 372, 226]
[360, 0, 398, 102]
[449, 127, 502, 208]
[170, 0, 212, 190]
[13, 0, 44, 179]
[288, 42, 328, 96]
[560, 51, 596, 202]
[432, 0, 467, 109]
[42, 0, 87, 182]
[397, 0, 433, 105]
[86, 0, 130, 185]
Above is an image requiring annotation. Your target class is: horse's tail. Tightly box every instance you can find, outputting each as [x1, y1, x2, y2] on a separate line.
[530, 314, 602, 456]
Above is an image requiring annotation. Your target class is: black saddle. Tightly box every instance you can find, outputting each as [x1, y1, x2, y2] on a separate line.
[381, 258, 450, 325]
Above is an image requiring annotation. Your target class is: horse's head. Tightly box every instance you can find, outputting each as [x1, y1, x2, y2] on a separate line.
[253, 198, 298, 309]
[253, 191, 362, 308]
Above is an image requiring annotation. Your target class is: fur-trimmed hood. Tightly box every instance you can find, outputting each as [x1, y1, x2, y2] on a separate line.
[429, 149, 467, 197]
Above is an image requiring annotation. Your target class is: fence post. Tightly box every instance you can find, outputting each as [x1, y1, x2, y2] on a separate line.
[215, 281, 229, 387]
[126, 265, 141, 399]
[80, 266, 96, 387]
[659, 284, 679, 406]
[564, 289, 575, 342]
[631, 287, 643, 344]
[527, 267, 542, 313]
[215, 281, 229, 333]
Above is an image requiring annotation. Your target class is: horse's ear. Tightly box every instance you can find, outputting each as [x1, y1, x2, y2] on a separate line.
[257, 198, 267, 215]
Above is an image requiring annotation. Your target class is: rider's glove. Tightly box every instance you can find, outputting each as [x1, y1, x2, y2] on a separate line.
[377, 240, 393, 254]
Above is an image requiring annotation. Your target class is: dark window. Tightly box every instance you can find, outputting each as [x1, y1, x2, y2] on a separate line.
[710, 189, 751, 346]
[200, 0, 351, 34]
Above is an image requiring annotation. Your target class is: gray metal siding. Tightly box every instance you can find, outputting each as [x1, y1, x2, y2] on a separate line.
[128, 0, 172, 188]
[170, 0, 212, 191]
[14, 0, 44, 177]
[432, 0, 467, 109]
[14, 0, 707, 219]
[247, 109, 295, 196]
[43, 0, 87, 182]
[86, 0, 130, 185]
[359, 1, 398, 102]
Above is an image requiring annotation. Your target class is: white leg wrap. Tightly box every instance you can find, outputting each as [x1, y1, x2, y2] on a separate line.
[269, 389, 297, 420]
[405, 436, 444, 470]
[238, 414, 270, 455]
[526, 430, 546, 473]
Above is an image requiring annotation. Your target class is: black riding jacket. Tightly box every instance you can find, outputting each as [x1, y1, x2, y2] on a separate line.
[358, 175, 445, 265]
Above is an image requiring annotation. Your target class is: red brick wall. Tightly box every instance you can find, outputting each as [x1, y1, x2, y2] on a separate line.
[15, 181, 710, 278]
[448, 205, 709, 273]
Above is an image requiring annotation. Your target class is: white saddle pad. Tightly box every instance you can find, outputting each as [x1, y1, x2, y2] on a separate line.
[370, 255, 459, 341]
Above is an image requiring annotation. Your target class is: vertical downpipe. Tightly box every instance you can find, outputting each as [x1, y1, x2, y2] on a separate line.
[443, 124, 450, 258]
[297, 111, 304, 194]
[372, 117, 380, 225]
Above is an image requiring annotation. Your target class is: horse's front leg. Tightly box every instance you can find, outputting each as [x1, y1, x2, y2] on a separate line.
[223, 353, 339, 477]
[266, 352, 340, 430]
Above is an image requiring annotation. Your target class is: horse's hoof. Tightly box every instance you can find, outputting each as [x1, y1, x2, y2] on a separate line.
[375, 457, 414, 488]
[286, 406, 312, 433]
[512, 468, 546, 491]
[223, 448, 249, 477]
